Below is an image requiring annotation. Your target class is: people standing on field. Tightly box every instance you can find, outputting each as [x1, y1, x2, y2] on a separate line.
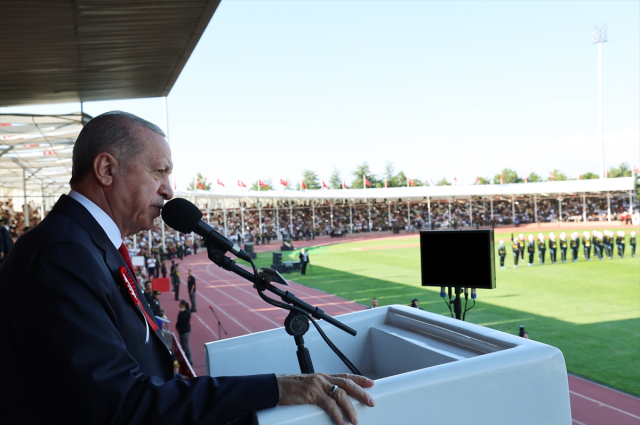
[510, 236, 519, 268]
[630, 231, 636, 257]
[518, 234, 525, 261]
[548, 233, 557, 264]
[616, 231, 626, 258]
[498, 240, 506, 269]
[570, 232, 579, 262]
[559, 232, 568, 263]
[537, 233, 546, 265]
[582, 231, 591, 261]
[527, 234, 535, 266]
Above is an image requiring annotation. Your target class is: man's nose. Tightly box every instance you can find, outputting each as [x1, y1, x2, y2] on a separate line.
[160, 176, 174, 200]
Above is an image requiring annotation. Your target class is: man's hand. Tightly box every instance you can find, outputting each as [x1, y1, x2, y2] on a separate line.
[276, 373, 375, 425]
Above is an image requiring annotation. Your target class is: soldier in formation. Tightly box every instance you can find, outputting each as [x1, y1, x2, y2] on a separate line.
[548, 232, 558, 264]
[511, 235, 519, 268]
[570, 232, 579, 262]
[518, 234, 525, 261]
[630, 231, 636, 257]
[582, 231, 592, 261]
[616, 231, 626, 259]
[559, 232, 568, 263]
[592, 231, 603, 260]
[537, 233, 546, 265]
[527, 234, 535, 266]
[498, 240, 507, 269]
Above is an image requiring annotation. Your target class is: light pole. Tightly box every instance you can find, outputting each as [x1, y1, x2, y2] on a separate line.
[592, 24, 608, 179]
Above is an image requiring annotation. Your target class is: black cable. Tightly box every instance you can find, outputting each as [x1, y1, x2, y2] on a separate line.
[309, 319, 362, 375]
[443, 298, 453, 318]
[464, 299, 476, 316]
[462, 295, 469, 321]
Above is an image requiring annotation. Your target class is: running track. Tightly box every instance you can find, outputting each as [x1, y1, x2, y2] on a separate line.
[159, 242, 640, 424]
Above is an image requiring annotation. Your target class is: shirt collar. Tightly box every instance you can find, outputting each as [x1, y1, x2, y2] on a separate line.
[68, 190, 122, 249]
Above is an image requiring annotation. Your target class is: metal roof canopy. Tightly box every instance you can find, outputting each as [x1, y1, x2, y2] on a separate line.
[0, 0, 221, 107]
[0, 113, 90, 197]
[174, 177, 637, 207]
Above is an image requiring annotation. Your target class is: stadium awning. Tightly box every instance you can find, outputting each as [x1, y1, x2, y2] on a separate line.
[0, 113, 89, 198]
[174, 177, 636, 203]
[0, 0, 221, 106]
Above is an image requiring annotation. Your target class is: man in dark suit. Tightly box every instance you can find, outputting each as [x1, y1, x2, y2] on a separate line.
[0, 111, 373, 425]
[299, 248, 310, 275]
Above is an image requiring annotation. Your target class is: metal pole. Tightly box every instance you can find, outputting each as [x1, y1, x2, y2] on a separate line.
[534, 195, 537, 223]
[428, 197, 431, 226]
[511, 196, 515, 224]
[162, 220, 166, 252]
[349, 201, 353, 234]
[133, 234, 137, 252]
[598, 41, 605, 179]
[148, 230, 152, 256]
[41, 181, 45, 220]
[23, 168, 29, 227]
[469, 196, 473, 226]
[583, 193, 587, 222]
[629, 191, 634, 215]
[330, 201, 334, 229]
[258, 201, 263, 239]
[223, 204, 228, 237]
[559, 198, 563, 222]
[490, 197, 494, 220]
[240, 201, 245, 238]
[388, 202, 391, 228]
[207, 200, 211, 224]
[448, 199, 452, 224]
[275, 199, 280, 240]
[407, 200, 410, 229]
[607, 192, 611, 222]
[289, 201, 293, 236]
[311, 201, 316, 232]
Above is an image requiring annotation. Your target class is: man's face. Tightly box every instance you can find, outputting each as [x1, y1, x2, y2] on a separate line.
[145, 283, 152, 292]
[109, 125, 173, 237]
[371, 299, 378, 308]
[188, 270, 192, 276]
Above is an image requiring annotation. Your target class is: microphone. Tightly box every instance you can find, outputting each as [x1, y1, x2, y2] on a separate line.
[162, 198, 251, 262]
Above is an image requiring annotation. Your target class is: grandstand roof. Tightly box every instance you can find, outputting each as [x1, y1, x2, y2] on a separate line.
[0, 113, 88, 195]
[175, 177, 636, 203]
[0, 0, 221, 106]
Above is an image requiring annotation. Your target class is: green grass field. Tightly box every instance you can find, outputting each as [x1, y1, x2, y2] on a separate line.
[255, 229, 640, 395]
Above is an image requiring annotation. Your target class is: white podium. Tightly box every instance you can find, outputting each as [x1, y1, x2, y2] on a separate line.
[205, 306, 571, 424]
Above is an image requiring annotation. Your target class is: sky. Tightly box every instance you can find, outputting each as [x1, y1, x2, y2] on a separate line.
[2, 0, 639, 190]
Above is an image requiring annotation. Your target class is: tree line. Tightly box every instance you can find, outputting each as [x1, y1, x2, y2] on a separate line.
[188, 162, 635, 191]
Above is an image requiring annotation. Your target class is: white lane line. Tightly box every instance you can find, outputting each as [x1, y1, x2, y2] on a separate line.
[203, 264, 281, 327]
[572, 419, 587, 425]
[570, 374, 640, 400]
[192, 311, 218, 340]
[570, 391, 640, 419]
[177, 268, 253, 334]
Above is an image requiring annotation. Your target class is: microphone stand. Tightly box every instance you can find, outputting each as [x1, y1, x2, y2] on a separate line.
[208, 306, 228, 340]
[205, 244, 358, 374]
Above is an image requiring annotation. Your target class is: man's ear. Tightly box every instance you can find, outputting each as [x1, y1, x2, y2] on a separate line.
[93, 152, 119, 187]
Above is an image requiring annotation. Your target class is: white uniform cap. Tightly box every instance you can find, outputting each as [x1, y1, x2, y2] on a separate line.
[528, 234, 534, 241]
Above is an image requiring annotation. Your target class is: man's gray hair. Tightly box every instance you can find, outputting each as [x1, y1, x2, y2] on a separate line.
[70, 111, 166, 184]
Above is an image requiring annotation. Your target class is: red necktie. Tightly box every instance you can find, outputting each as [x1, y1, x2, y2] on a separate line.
[118, 243, 137, 283]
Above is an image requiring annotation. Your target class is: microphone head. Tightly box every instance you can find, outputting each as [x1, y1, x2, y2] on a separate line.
[161, 198, 203, 233]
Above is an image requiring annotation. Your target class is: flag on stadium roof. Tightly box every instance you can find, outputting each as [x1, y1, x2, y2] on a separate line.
[408, 178, 415, 187]
[475, 176, 479, 185]
[633, 165, 639, 174]
[258, 179, 268, 188]
[238, 180, 246, 187]
[196, 178, 204, 190]
[322, 180, 328, 189]
[430, 177, 434, 186]
[578, 174, 582, 180]
[453, 176, 458, 185]
[550, 171, 555, 182]
[525, 177, 529, 183]
[217, 179, 224, 187]
[342, 179, 347, 189]
[302, 180, 307, 190]
[384, 176, 388, 188]
[500, 174, 504, 184]
[364, 176, 371, 187]
[280, 179, 289, 187]
[606, 170, 610, 178]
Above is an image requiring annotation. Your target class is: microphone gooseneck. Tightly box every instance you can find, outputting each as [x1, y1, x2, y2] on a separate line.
[162, 198, 251, 262]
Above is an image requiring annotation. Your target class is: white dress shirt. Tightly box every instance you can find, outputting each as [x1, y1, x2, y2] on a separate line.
[69, 190, 122, 249]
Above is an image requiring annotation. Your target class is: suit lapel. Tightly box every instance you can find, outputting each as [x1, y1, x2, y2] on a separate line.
[52, 195, 166, 342]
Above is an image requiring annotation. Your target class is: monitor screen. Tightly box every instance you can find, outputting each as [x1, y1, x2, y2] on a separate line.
[420, 230, 496, 289]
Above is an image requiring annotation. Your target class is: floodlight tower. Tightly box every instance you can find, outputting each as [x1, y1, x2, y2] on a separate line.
[592, 24, 608, 179]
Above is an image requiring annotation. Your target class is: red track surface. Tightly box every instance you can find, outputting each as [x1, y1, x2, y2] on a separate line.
[159, 240, 640, 425]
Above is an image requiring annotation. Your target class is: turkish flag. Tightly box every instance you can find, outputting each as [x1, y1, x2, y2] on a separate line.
[475, 177, 479, 185]
[364, 177, 371, 187]
[280, 179, 289, 187]
[500, 174, 504, 184]
[430, 178, 434, 186]
[385, 177, 388, 188]
[196, 179, 204, 190]
[259, 179, 268, 188]
[302, 181, 307, 190]
[606, 170, 610, 178]
[550, 172, 554, 182]
[238, 180, 247, 187]
[525, 177, 529, 183]
[408, 178, 415, 186]
[634, 165, 639, 173]
[217, 179, 224, 187]
[453, 177, 457, 184]
[342, 180, 347, 189]
[322, 180, 328, 188]
[578, 174, 582, 180]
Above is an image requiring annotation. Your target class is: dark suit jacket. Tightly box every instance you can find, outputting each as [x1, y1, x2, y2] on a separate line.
[0, 195, 278, 425]
[0, 225, 13, 255]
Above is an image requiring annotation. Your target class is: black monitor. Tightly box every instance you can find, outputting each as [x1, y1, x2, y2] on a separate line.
[420, 229, 496, 289]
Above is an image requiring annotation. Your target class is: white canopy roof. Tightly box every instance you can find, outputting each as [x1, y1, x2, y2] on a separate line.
[0, 113, 90, 195]
[175, 177, 636, 205]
